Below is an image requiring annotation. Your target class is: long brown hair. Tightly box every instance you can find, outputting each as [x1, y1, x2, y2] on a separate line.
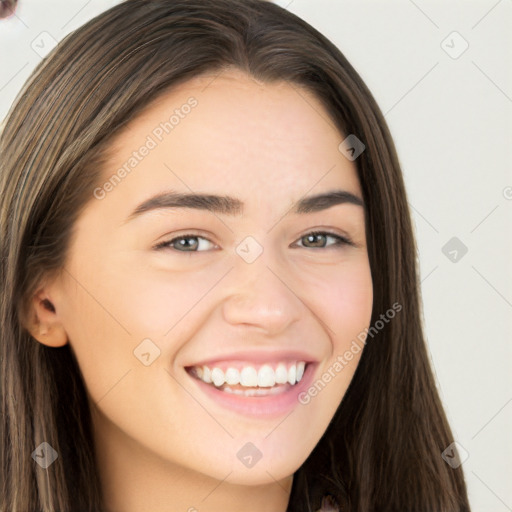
[0, 1, 471, 510]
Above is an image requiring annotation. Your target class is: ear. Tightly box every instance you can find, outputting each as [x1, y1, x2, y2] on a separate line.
[25, 289, 68, 347]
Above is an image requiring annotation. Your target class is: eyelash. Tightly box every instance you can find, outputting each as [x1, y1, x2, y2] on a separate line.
[153, 230, 355, 252]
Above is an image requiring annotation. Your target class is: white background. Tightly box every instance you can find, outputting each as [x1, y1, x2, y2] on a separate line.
[1, 1, 511, 510]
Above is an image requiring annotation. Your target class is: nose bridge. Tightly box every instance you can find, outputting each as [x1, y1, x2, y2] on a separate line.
[221, 241, 302, 334]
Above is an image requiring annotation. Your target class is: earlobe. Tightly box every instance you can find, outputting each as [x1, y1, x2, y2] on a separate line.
[33, 321, 68, 347]
[26, 292, 68, 347]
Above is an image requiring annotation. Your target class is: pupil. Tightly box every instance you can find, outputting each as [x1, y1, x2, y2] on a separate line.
[306, 234, 325, 247]
[179, 237, 198, 250]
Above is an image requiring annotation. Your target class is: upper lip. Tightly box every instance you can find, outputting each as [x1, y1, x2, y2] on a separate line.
[185, 348, 319, 368]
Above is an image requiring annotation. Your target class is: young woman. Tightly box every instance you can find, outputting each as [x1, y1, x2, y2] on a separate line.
[0, 1, 471, 511]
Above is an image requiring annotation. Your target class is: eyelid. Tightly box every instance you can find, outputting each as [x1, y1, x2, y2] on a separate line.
[153, 229, 355, 252]
[293, 230, 355, 248]
[153, 230, 218, 251]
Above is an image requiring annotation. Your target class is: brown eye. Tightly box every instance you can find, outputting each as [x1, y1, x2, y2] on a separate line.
[297, 231, 353, 249]
[171, 236, 199, 251]
[154, 234, 216, 252]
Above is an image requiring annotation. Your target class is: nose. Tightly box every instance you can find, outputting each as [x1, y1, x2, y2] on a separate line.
[221, 252, 302, 337]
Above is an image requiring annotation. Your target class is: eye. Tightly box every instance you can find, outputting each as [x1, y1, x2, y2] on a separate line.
[154, 234, 216, 252]
[294, 230, 354, 249]
[154, 230, 354, 253]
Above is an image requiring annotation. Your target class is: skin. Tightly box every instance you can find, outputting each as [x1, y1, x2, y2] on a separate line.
[27, 68, 373, 512]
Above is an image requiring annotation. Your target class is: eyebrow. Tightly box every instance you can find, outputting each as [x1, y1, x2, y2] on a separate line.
[125, 189, 364, 222]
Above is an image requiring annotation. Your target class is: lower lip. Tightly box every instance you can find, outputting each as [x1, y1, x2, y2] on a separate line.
[186, 363, 316, 419]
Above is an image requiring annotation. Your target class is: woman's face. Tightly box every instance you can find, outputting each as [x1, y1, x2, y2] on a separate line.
[38, 69, 373, 486]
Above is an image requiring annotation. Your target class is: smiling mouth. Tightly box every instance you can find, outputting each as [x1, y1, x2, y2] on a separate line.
[186, 361, 307, 397]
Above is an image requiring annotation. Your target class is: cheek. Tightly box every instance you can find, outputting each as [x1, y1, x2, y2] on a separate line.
[58, 257, 225, 405]
[305, 261, 374, 345]
[108, 266, 223, 336]
[57, 278, 134, 401]
[292, 262, 372, 443]
[56, 253, 156, 405]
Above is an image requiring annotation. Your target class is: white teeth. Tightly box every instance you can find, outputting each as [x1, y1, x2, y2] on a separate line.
[275, 364, 288, 384]
[222, 385, 244, 395]
[211, 367, 225, 387]
[202, 366, 212, 384]
[296, 361, 305, 382]
[257, 365, 276, 387]
[192, 361, 307, 389]
[223, 385, 284, 397]
[225, 367, 240, 385]
[240, 366, 258, 387]
[288, 364, 296, 385]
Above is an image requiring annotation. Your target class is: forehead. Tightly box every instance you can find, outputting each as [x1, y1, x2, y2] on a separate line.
[97, 69, 361, 213]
